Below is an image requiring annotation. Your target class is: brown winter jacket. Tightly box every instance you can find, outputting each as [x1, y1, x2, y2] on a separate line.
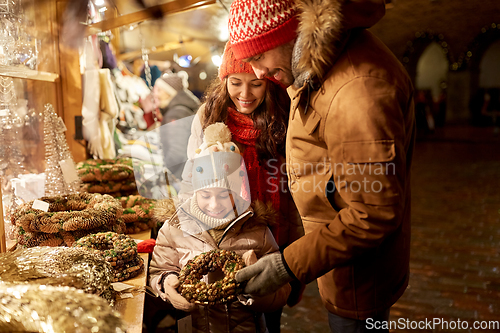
[282, 0, 416, 319]
[149, 199, 291, 333]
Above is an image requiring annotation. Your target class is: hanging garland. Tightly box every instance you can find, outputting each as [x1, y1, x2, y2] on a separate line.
[402, 30, 454, 70]
[456, 22, 500, 70]
[402, 23, 500, 72]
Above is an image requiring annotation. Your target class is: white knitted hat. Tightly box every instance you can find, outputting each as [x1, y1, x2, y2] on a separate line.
[191, 123, 250, 205]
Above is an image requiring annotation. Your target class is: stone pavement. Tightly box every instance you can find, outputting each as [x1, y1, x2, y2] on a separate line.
[281, 125, 500, 333]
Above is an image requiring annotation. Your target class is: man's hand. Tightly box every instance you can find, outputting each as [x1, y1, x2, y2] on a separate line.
[161, 274, 196, 312]
[235, 252, 293, 296]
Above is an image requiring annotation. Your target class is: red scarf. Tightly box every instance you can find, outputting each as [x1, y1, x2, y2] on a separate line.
[226, 107, 281, 243]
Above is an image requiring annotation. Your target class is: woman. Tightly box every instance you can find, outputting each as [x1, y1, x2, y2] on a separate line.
[181, 42, 304, 332]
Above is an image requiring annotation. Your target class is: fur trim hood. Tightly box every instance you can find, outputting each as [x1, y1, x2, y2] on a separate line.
[292, 0, 386, 88]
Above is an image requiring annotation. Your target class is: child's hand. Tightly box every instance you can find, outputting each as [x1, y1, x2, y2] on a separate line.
[162, 275, 196, 312]
[242, 250, 258, 266]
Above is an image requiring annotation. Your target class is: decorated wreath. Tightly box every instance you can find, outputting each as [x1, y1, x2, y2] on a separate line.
[118, 195, 157, 234]
[177, 249, 246, 305]
[76, 158, 134, 183]
[73, 232, 144, 282]
[12, 193, 122, 234]
[17, 224, 126, 248]
[0, 284, 126, 333]
[77, 158, 139, 197]
[82, 180, 137, 195]
[12, 193, 126, 247]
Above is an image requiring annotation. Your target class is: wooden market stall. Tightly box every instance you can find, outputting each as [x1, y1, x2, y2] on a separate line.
[0, 1, 219, 331]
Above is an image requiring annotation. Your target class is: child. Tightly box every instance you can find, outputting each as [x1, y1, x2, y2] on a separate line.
[180, 44, 305, 332]
[149, 123, 291, 332]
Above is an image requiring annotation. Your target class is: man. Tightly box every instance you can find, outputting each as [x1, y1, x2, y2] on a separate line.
[229, 0, 416, 331]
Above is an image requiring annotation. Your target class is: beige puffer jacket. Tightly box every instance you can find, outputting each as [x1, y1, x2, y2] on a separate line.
[149, 199, 291, 333]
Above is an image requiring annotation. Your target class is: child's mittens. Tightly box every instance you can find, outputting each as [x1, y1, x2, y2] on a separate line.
[238, 250, 258, 306]
[242, 250, 258, 266]
[162, 274, 196, 312]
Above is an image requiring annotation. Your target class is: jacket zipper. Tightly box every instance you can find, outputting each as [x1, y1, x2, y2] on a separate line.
[217, 210, 253, 247]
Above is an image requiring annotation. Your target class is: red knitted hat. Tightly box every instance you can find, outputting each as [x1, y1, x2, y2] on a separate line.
[228, 0, 298, 60]
[218, 42, 255, 80]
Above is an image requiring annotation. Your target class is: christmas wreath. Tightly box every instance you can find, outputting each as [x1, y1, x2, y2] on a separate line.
[177, 249, 246, 305]
[73, 232, 144, 282]
[76, 158, 134, 182]
[118, 195, 157, 234]
[12, 193, 122, 233]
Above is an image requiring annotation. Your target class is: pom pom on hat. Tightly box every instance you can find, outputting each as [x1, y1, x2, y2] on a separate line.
[218, 42, 255, 80]
[195, 122, 240, 156]
[228, 0, 298, 60]
[204, 122, 232, 145]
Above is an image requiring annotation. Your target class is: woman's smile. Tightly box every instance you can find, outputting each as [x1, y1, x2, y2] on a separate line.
[227, 73, 267, 115]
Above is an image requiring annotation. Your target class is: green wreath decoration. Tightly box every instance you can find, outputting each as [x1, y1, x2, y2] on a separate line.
[73, 232, 137, 267]
[73, 232, 144, 282]
[76, 158, 134, 182]
[119, 195, 156, 234]
[177, 249, 246, 305]
[12, 193, 122, 234]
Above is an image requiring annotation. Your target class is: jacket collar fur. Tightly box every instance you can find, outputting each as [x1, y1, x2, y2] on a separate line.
[292, 0, 386, 89]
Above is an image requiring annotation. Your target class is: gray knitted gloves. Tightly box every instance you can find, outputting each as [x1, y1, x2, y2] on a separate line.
[235, 252, 293, 296]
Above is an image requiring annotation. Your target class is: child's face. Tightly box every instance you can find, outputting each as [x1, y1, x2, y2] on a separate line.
[196, 188, 235, 219]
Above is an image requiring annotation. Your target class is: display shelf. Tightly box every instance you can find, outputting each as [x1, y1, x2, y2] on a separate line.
[0, 65, 59, 82]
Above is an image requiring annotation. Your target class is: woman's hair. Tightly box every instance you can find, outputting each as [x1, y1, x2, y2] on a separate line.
[200, 77, 290, 161]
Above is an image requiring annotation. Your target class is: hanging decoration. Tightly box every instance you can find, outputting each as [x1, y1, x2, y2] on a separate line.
[402, 30, 454, 70]
[403, 23, 500, 72]
[456, 22, 500, 70]
[43, 103, 81, 196]
[0, 77, 42, 240]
